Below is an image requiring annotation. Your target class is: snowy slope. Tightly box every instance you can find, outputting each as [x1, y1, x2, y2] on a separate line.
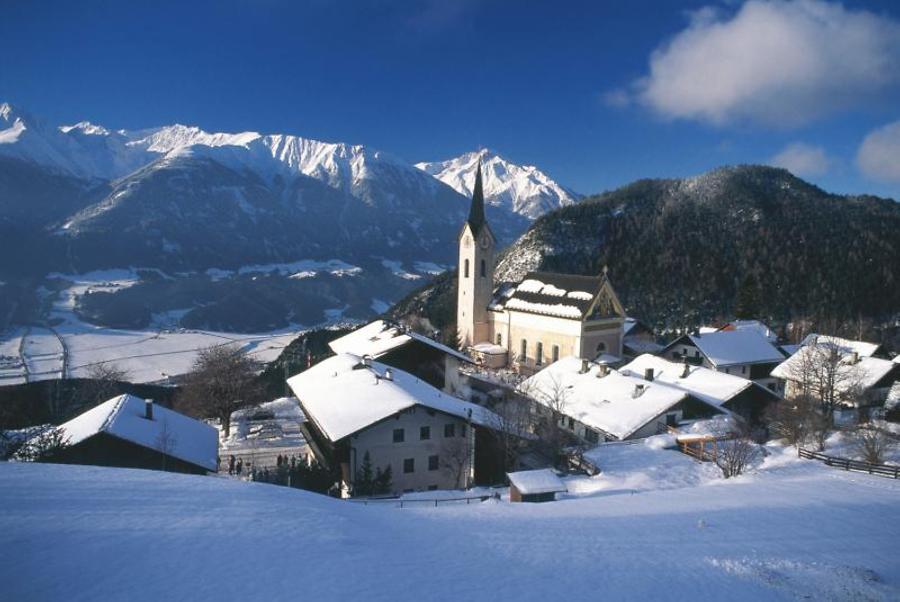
[2, 448, 899, 601]
[416, 148, 580, 219]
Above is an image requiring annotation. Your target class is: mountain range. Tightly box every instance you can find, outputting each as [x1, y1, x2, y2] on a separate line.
[0, 102, 576, 331]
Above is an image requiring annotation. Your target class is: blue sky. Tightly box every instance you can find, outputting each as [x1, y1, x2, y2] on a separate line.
[2, 0, 899, 198]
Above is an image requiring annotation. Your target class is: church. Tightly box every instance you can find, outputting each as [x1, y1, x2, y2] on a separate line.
[457, 164, 626, 373]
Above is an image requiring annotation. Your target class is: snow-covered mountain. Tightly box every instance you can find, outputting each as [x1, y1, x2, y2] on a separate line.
[416, 148, 580, 220]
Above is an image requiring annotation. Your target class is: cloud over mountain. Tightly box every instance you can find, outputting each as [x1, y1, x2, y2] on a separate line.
[631, 0, 900, 127]
[768, 142, 831, 177]
[857, 120, 900, 183]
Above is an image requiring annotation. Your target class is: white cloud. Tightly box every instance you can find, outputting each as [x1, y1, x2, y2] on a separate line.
[768, 142, 830, 176]
[602, 88, 631, 109]
[857, 120, 900, 183]
[634, 0, 900, 127]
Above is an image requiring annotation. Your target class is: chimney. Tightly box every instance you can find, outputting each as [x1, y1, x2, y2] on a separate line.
[581, 359, 590, 374]
[596, 363, 609, 378]
[384, 368, 393, 381]
[144, 399, 154, 420]
[681, 359, 691, 379]
[362, 355, 372, 368]
[850, 351, 859, 365]
[632, 384, 645, 398]
[644, 368, 655, 382]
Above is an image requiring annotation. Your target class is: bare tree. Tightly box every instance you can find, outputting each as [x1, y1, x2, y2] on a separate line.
[177, 345, 263, 438]
[517, 375, 574, 467]
[440, 435, 471, 489]
[487, 394, 533, 473]
[155, 418, 178, 471]
[852, 425, 895, 464]
[714, 436, 759, 479]
[79, 362, 133, 407]
[765, 394, 830, 451]
[783, 339, 863, 422]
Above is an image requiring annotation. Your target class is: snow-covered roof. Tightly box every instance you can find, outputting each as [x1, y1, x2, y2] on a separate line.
[521, 356, 698, 440]
[678, 330, 785, 367]
[56, 395, 218, 471]
[719, 320, 778, 343]
[231, 397, 305, 422]
[490, 271, 609, 320]
[472, 343, 506, 355]
[799, 334, 880, 358]
[620, 354, 756, 407]
[771, 345, 897, 392]
[506, 468, 566, 495]
[328, 320, 471, 363]
[287, 354, 500, 442]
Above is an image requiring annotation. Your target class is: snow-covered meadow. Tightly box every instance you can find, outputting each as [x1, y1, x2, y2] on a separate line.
[2, 440, 898, 601]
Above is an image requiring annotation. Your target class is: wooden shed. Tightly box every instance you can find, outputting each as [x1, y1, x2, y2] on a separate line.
[507, 469, 566, 503]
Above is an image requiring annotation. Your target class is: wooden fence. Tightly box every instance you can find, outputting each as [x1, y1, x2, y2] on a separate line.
[348, 493, 498, 508]
[798, 448, 900, 479]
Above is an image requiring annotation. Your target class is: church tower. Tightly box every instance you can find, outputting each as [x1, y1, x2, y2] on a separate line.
[457, 162, 495, 349]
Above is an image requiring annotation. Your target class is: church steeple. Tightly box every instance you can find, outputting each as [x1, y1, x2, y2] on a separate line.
[467, 161, 486, 234]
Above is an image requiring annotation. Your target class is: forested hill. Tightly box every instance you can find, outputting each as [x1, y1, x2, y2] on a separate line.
[391, 165, 900, 342]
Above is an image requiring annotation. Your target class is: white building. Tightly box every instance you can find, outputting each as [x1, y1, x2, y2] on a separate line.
[287, 353, 504, 496]
[661, 329, 786, 389]
[520, 356, 723, 444]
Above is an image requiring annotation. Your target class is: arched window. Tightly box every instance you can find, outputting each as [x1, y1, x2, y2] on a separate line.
[520, 339, 528, 362]
[596, 342, 607, 354]
[464, 259, 469, 278]
[536, 342, 544, 366]
[496, 333, 502, 346]
[480, 259, 486, 277]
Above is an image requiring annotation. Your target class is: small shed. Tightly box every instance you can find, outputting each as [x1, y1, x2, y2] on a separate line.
[507, 468, 566, 503]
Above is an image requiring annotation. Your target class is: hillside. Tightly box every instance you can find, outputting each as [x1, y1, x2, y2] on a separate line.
[2, 447, 899, 600]
[393, 165, 900, 342]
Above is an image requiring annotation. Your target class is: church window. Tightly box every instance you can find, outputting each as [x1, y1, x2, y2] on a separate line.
[535, 342, 544, 366]
[464, 259, 470, 278]
[480, 259, 486, 277]
[552, 345, 559, 363]
[520, 339, 528, 362]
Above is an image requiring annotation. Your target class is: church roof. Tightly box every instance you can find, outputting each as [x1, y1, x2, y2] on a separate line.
[491, 271, 617, 320]
[460, 161, 493, 240]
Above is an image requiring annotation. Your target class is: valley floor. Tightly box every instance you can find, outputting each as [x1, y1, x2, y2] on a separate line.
[2, 441, 899, 601]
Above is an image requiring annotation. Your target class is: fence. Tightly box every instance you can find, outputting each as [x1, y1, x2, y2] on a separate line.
[348, 493, 499, 508]
[798, 448, 900, 479]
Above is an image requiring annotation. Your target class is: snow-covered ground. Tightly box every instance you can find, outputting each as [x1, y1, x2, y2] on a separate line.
[2, 439, 899, 601]
[0, 269, 306, 385]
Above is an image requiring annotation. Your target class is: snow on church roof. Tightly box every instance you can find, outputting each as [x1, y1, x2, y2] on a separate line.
[328, 320, 471, 363]
[491, 272, 608, 320]
[620, 354, 755, 407]
[56, 394, 219, 471]
[287, 353, 499, 442]
[521, 356, 697, 441]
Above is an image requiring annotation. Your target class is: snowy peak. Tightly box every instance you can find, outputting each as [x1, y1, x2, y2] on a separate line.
[416, 148, 580, 219]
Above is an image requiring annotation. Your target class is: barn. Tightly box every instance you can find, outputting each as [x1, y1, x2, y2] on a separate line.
[46, 394, 218, 475]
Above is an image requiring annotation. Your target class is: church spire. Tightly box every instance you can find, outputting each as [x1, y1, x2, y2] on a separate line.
[467, 160, 486, 234]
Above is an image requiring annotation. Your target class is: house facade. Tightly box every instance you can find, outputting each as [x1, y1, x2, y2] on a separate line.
[662, 330, 786, 389]
[457, 163, 624, 373]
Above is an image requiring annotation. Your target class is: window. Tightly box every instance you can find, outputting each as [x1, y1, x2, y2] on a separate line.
[552, 345, 559, 363]
[496, 333, 502, 346]
[428, 455, 439, 471]
[585, 428, 599, 444]
[403, 458, 415, 473]
[480, 259, 486, 277]
[596, 341, 606, 354]
[392, 428, 405, 443]
[567, 417, 575, 430]
[428, 485, 438, 491]
[444, 423, 455, 438]
[420, 426, 431, 441]
[520, 339, 528, 362]
[536, 342, 544, 366]
[741, 366, 747, 375]
[464, 259, 469, 278]
[459, 425, 467, 437]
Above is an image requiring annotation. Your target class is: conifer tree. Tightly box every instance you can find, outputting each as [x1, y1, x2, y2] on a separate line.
[354, 451, 375, 496]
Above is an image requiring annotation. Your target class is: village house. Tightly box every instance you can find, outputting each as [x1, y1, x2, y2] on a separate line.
[660, 329, 786, 390]
[45, 394, 218, 475]
[287, 353, 506, 496]
[621, 317, 662, 359]
[770, 335, 899, 422]
[458, 163, 625, 374]
[521, 356, 724, 444]
[716, 319, 779, 343]
[619, 354, 781, 426]
[328, 319, 472, 395]
[507, 468, 566, 503]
